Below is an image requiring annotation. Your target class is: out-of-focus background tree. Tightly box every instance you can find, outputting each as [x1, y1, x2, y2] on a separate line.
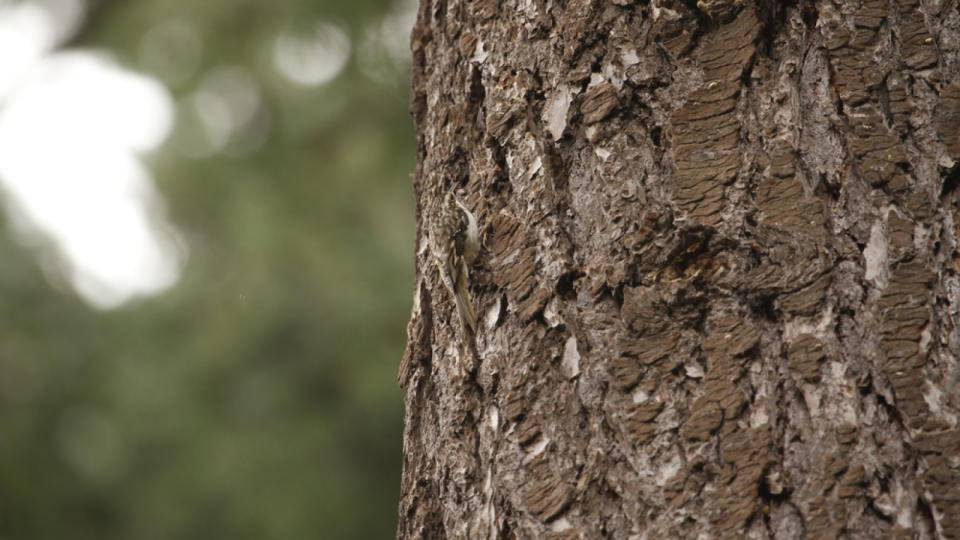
[0, 0, 414, 537]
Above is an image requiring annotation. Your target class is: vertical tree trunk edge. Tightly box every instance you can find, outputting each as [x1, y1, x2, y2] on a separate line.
[399, 1, 960, 538]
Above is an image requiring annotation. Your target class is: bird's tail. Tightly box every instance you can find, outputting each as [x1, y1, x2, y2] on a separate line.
[454, 274, 477, 334]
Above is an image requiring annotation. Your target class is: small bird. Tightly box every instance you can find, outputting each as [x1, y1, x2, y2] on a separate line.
[428, 191, 480, 334]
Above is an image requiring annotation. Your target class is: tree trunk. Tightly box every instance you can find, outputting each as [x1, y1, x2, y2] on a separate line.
[397, 0, 960, 538]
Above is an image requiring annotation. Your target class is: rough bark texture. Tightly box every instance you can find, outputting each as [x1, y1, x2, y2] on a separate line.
[397, 0, 960, 538]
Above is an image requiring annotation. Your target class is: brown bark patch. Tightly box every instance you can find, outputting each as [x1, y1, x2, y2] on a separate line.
[671, 9, 760, 226]
[786, 334, 825, 383]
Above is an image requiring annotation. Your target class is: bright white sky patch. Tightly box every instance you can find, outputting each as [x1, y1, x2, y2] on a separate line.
[273, 21, 350, 87]
[0, 1, 59, 97]
[0, 2, 184, 310]
[0, 0, 86, 95]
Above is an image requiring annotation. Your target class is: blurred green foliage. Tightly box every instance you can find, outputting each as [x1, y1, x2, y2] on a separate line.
[0, 0, 414, 538]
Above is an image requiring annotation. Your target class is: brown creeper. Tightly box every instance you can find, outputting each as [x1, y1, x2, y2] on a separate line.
[428, 191, 480, 333]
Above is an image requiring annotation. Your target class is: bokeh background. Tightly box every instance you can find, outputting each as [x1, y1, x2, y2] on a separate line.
[0, 0, 415, 537]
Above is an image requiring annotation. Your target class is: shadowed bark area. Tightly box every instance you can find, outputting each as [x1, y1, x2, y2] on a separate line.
[397, 0, 960, 538]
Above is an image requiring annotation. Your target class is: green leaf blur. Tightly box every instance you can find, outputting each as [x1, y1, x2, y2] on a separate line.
[0, 0, 414, 538]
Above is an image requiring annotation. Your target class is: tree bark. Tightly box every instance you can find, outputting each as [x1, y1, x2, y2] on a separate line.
[397, 0, 960, 538]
